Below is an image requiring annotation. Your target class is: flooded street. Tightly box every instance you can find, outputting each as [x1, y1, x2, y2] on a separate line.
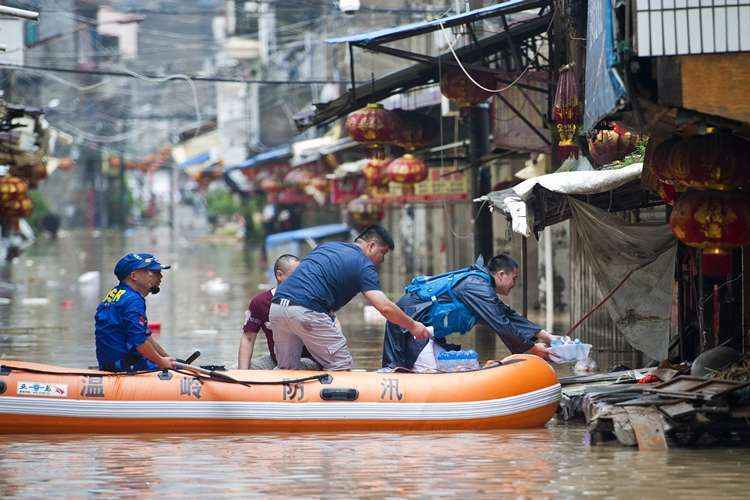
[1, 228, 749, 498]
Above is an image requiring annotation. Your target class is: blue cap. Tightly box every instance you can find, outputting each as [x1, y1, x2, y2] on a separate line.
[114, 253, 171, 281]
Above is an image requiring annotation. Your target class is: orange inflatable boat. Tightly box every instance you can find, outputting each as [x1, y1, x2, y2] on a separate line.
[0, 355, 560, 434]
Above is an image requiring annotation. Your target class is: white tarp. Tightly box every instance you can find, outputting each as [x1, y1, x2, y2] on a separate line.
[483, 163, 644, 236]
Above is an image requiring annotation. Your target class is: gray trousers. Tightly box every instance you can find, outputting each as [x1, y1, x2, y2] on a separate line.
[268, 302, 354, 370]
[250, 354, 320, 370]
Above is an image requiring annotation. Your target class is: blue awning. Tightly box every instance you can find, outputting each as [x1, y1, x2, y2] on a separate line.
[265, 224, 351, 247]
[176, 152, 210, 170]
[227, 145, 292, 171]
[582, 0, 627, 132]
[326, 0, 547, 47]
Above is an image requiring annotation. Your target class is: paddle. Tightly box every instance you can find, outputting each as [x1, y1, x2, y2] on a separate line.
[171, 361, 331, 386]
[175, 350, 201, 365]
[173, 361, 239, 383]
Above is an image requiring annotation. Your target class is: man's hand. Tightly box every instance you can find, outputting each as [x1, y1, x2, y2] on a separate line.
[409, 322, 431, 340]
[156, 356, 176, 370]
[526, 342, 552, 360]
[536, 329, 555, 346]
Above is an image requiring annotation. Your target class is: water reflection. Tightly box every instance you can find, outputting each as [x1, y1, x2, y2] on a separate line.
[1, 429, 749, 498]
[1, 229, 750, 497]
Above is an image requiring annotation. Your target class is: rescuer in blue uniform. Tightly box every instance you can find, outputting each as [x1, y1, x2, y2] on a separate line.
[382, 253, 555, 370]
[95, 253, 175, 372]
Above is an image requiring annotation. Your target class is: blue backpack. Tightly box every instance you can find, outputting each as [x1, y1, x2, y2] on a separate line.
[404, 266, 492, 339]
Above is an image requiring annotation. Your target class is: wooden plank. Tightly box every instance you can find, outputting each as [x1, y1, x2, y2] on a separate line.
[625, 406, 670, 451]
[680, 53, 750, 124]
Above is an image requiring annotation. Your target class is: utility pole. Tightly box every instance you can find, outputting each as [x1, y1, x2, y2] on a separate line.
[468, 0, 492, 262]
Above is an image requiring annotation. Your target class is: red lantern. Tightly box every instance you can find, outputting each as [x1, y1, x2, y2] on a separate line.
[347, 194, 384, 228]
[670, 190, 750, 276]
[588, 124, 640, 166]
[552, 64, 580, 161]
[393, 110, 439, 151]
[661, 133, 750, 191]
[0, 176, 28, 203]
[439, 66, 495, 108]
[260, 177, 283, 194]
[1, 194, 33, 218]
[345, 103, 399, 148]
[387, 154, 428, 195]
[363, 157, 391, 195]
[641, 162, 677, 205]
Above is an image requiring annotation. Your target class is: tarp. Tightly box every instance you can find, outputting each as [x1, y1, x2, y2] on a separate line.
[583, 0, 627, 133]
[568, 198, 676, 361]
[483, 163, 643, 236]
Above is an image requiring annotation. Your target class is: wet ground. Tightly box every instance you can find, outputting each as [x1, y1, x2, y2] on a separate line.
[1, 225, 749, 498]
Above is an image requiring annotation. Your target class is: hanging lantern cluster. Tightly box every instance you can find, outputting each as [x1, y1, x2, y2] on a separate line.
[439, 66, 495, 108]
[0, 176, 33, 227]
[588, 123, 641, 166]
[552, 64, 580, 162]
[649, 131, 750, 276]
[386, 153, 428, 195]
[346, 194, 384, 228]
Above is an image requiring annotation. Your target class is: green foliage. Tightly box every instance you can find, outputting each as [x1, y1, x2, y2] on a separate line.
[601, 136, 648, 170]
[205, 187, 241, 218]
[27, 190, 50, 231]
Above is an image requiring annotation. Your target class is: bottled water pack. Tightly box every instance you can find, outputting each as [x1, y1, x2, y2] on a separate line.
[436, 350, 480, 372]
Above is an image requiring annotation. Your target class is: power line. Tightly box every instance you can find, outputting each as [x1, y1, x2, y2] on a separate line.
[0, 63, 358, 84]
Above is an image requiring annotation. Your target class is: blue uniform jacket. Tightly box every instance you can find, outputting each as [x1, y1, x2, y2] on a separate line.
[94, 283, 156, 371]
[382, 257, 541, 369]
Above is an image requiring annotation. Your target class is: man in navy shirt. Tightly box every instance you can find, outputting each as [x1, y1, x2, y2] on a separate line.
[269, 225, 431, 370]
[95, 253, 175, 371]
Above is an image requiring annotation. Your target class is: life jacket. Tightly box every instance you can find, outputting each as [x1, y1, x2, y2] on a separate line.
[404, 266, 492, 339]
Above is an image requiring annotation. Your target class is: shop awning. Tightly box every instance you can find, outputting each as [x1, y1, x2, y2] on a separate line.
[228, 145, 292, 171]
[176, 152, 211, 170]
[478, 164, 664, 236]
[327, 0, 547, 47]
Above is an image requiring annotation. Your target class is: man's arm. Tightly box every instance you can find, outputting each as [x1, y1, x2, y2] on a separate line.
[237, 331, 257, 369]
[136, 339, 175, 369]
[455, 277, 551, 359]
[147, 336, 168, 356]
[363, 290, 431, 339]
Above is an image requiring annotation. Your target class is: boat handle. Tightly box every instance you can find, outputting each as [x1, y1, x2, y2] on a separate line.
[320, 388, 359, 401]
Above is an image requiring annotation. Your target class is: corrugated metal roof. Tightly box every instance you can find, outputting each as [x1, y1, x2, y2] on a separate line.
[326, 0, 548, 47]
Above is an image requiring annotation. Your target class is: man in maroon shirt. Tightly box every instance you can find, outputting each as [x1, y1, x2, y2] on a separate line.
[238, 254, 318, 369]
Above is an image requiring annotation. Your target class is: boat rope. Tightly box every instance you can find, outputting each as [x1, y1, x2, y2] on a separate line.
[171, 367, 331, 387]
[0, 364, 332, 387]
